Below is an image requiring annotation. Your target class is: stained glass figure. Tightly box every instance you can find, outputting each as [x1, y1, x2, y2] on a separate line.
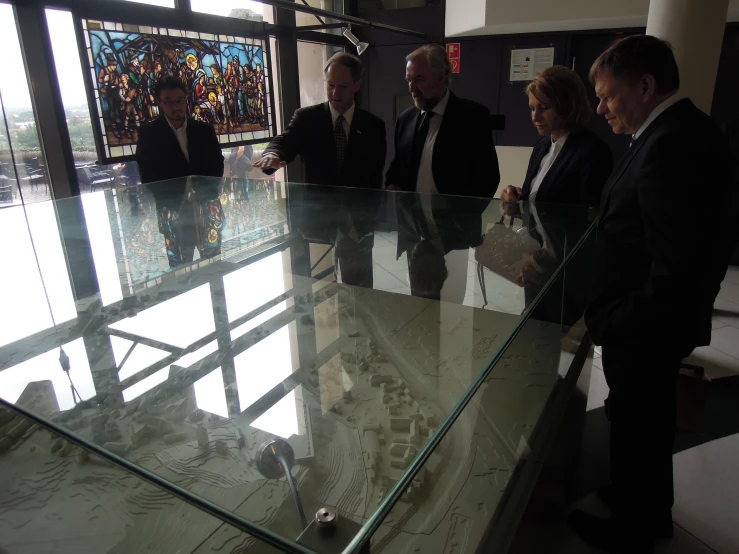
[83, 19, 274, 161]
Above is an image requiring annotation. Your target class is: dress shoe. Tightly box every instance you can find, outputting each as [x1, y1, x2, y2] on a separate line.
[596, 485, 674, 539]
[567, 509, 654, 553]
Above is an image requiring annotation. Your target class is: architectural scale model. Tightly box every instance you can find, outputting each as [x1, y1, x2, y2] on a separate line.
[0, 257, 565, 554]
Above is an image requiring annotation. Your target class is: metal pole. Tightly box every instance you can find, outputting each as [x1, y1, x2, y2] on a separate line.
[257, 0, 427, 38]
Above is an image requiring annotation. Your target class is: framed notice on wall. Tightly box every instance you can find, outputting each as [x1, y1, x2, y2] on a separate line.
[80, 19, 276, 162]
[510, 47, 555, 82]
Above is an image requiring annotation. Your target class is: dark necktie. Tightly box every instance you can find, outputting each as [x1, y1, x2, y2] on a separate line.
[412, 111, 434, 176]
[334, 114, 347, 169]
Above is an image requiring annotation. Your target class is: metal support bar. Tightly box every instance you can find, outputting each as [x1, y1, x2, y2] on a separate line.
[299, 0, 324, 25]
[43, 0, 274, 40]
[296, 23, 345, 31]
[310, 243, 334, 273]
[290, 29, 349, 47]
[274, 0, 303, 181]
[174, 0, 192, 12]
[256, 0, 426, 37]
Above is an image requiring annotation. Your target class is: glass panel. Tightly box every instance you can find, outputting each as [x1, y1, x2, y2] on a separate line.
[0, 405, 281, 554]
[0, 4, 51, 205]
[372, 256, 594, 554]
[0, 179, 596, 552]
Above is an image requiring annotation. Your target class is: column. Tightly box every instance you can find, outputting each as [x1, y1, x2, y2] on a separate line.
[646, 0, 729, 114]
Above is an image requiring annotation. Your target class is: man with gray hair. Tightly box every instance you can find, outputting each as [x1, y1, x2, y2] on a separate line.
[387, 44, 499, 303]
[386, 44, 499, 197]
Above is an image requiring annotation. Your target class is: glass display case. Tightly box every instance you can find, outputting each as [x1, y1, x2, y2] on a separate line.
[0, 177, 596, 554]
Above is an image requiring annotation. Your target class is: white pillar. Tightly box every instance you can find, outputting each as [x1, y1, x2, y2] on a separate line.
[646, 0, 729, 114]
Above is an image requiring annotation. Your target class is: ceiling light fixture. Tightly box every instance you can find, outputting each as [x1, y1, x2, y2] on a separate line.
[342, 26, 369, 56]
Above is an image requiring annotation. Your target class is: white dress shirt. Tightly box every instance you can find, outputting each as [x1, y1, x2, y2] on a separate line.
[633, 93, 683, 141]
[329, 102, 355, 138]
[415, 89, 450, 194]
[529, 133, 568, 199]
[167, 117, 189, 164]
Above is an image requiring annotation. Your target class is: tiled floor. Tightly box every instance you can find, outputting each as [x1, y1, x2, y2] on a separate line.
[561, 266, 739, 554]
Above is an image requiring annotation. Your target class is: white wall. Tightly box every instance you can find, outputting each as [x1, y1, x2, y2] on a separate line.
[495, 146, 533, 196]
[446, 0, 739, 37]
[445, 0, 487, 37]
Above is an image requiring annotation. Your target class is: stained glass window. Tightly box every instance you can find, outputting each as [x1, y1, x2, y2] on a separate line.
[82, 19, 274, 161]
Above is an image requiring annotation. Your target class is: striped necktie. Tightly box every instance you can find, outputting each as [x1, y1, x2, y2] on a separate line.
[334, 114, 347, 169]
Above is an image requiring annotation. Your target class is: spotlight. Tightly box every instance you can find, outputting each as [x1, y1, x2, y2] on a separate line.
[342, 27, 369, 56]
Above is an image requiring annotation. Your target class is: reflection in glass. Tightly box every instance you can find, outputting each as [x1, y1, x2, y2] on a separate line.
[109, 283, 215, 348]
[235, 323, 297, 413]
[121, 366, 169, 401]
[0, 4, 51, 204]
[251, 390, 299, 438]
[0, 338, 94, 410]
[117, 343, 170, 381]
[0, 204, 76, 348]
[224, 251, 290, 324]
[82, 191, 125, 305]
[194, 367, 229, 417]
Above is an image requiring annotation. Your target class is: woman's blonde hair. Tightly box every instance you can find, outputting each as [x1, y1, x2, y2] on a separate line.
[525, 66, 592, 132]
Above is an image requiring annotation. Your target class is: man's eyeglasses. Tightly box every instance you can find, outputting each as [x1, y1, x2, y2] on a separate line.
[160, 97, 187, 107]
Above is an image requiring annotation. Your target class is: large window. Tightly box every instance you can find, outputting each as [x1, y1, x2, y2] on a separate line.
[191, 0, 264, 21]
[0, 4, 51, 205]
[298, 40, 343, 109]
[45, 4, 285, 191]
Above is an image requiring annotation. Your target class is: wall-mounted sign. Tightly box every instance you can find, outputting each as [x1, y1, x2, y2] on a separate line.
[510, 47, 555, 82]
[446, 43, 460, 74]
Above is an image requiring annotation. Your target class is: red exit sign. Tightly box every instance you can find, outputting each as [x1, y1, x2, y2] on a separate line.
[446, 43, 460, 73]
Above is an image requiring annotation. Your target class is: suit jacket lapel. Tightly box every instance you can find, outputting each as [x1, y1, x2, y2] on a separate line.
[599, 141, 640, 215]
[165, 119, 189, 167]
[537, 136, 577, 200]
[599, 102, 685, 215]
[344, 107, 362, 169]
[523, 140, 550, 198]
[599, 120, 662, 216]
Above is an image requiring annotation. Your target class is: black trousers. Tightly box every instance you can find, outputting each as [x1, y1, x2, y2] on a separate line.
[602, 345, 680, 538]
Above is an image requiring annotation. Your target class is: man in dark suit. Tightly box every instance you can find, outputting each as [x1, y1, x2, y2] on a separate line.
[136, 77, 225, 267]
[136, 76, 224, 188]
[568, 36, 734, 553]
[386, 44, 499, 302]
[385, 44, 499, 197]
[254, 52, 386, 189]
[255, 52, 386, 288]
